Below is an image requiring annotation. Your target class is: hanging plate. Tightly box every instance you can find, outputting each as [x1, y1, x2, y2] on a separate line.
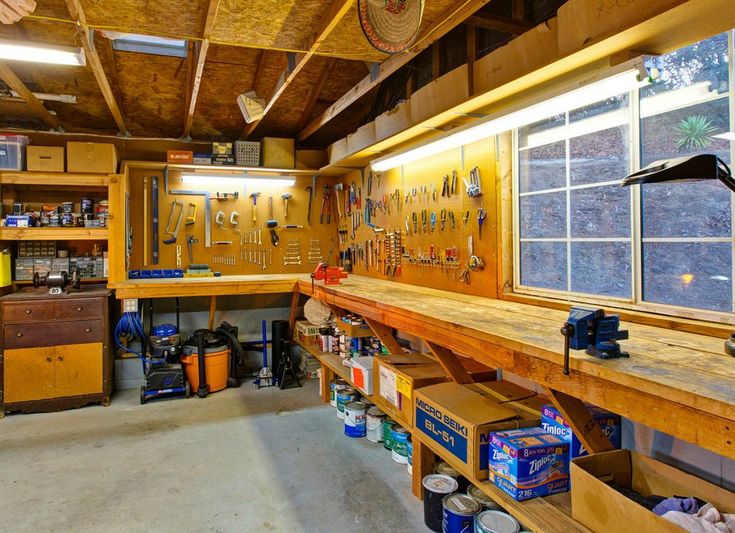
[358, 0, 424, 54]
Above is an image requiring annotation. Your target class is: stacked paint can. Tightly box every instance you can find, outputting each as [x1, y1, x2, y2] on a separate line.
[383, 419, 396, 450]
[391, 426, 410, 464]
[366, 407, 385, 443]
[330, 378, 348, 407]
[422, 474, 458, 532]
[407, 437, 413, 475]
[474, 510, 521, 533]
[336, 387, 359, 419]
[467, 485, 505, 512]
[436, 461, 470, 493]
[344, 401, 367, 438]
[443, 494, 481, 533]
[319, 327, 333, 352]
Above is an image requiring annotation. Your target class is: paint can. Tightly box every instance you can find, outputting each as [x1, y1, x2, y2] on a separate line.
[336, 387, 359, 420]
[80, 198, 93, 214]
[467, 485, 504, 512]
[331, 379, 347, 407]
[474, 510, 520, 533]
[344, 401, 367, 438]
[407, 436, 413, 475]
[383, 418, 396, 450]
[443, 493, 481, 533]
[61, 213, 74, 227]
[391, 426, 410, 464]
[436, 461, 470, 493]
[422, 474, 458, 532]
[366, 406, 386, 443]
[61, 201, 74, 214]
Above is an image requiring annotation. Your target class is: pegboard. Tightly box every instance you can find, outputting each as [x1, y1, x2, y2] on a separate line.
[125, 167, 339, 276]
[337, 138, 499, 298]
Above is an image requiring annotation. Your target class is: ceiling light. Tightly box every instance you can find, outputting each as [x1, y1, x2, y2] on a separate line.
[0, 39, 86, 66]
[371, 58, 654, 172]
[181, 173, 295, 187]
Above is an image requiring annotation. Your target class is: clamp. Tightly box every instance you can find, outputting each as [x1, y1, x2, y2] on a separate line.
[463, 166, 482, 197]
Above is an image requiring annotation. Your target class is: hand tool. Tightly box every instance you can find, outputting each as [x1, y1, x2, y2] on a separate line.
[320, 184, 332, 224]
[463, 210, 470, 228]
[477, 206, 487, 239]
[334, 183, 344, 220]
[412, 212, 418, 234]
[560, 307, 629, 375]
[230, 211, 240, 234]
[448, 210, 455, 230]
[268, 196, 274, 219]
[279, 224, 304, 229]
[185, 203, 197, 225]
[266, 219, 280, 246]
[367, 171, 373, 196]
[430, 211, 436, 232]
[420, 185, 427, 204]
[170, 190, 212, 247]
[258, 228, 262, 245]
[305, 185, 313, 224]
[186, 235, 199, 264]
[152, 176, 159, 265]
[440, 209, 447, 231]
[175, 245, 182, 268]
[163, 200, 184, 244]
[441, 174, 450, 198]
[405, 215, 410, 235]
[421, 210, 427, 233]
[250, 192, 261, 223]
[308, 237, 323, 264]
[463, 166, 482, 197]
[213, 240, 233, 245]
[450, 170, 458, 195]
[281, 192, 292, 218]
[143, 177, 149, 266]
[215, 210, 226, 229]
[214, 191, 239, 200]
[283, 239, 302, 266]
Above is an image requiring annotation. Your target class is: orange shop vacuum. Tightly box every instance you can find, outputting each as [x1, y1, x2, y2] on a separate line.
[181, 326, 244, 397]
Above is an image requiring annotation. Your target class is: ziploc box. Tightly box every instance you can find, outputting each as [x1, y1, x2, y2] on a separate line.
[541, 404, 620, 459]
[488, 427, 570, 501]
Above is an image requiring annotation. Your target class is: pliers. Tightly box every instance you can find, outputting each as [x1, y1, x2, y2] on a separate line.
[450, 170, 458, 195]
[477, 207, 487, 239]
[430, 211, 437, 232]
[440, 209, 447, 231]
[421, 210, 427, 233]
[412, 212, 418, 234]
[441, 175, 450, 198]
[447, 210, 455, 230]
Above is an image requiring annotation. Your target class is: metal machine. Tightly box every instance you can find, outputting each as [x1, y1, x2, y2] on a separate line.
[141, 323, 187, 404]
[560, 307, 629, 375]
[33, 270, 80, 294]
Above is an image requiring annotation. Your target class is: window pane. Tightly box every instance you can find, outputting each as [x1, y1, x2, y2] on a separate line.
[520, 192, 566, 238]
[570, 126, 630, 186]
[571, 243, 632, 298]
[643, 242, 732, 312]
[519, 142, 566, 193]
[520, 242, 567, 291]
[570, 185, 631, 238]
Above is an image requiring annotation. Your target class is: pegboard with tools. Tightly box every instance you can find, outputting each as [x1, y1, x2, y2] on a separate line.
[335, 138, 498, 298]
[124, 165, 339, 278]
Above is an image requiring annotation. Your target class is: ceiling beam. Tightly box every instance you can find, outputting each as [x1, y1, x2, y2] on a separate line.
[182, 0, 221, 138]
[298, 0, 492, 142]
[242, 0, 354, 139]
[0, 60, 60, 129]
[64, 0, 127, 135]
[465, 12, 533, 35]
[296, 58, 336, 132]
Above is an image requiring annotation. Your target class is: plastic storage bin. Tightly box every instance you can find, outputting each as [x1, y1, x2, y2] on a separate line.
[0, 135, 29, 170]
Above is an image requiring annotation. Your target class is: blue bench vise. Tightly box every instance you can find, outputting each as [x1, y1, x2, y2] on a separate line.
[560, 307, 629, 375]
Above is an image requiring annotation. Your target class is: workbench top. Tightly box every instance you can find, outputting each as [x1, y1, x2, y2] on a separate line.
[109, 274, 303, 299]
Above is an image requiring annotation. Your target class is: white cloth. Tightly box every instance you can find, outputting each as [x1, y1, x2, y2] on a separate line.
[663, 503, 735, 533]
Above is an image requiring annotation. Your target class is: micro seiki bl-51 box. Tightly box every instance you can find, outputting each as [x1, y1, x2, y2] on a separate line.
[541, 404, 621, 460]
[488, 427, 570, 501]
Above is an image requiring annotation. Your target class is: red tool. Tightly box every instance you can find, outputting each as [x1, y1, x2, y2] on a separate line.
[311, 262, 348, 287]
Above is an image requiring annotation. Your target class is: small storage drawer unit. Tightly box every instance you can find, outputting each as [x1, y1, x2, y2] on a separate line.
[0, 288, 112, 415]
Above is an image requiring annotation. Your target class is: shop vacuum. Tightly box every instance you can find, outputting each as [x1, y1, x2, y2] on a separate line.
[180, 322, 245, 398]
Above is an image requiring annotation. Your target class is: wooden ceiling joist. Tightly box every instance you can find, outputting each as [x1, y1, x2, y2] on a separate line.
[64, 0, 127, 135]
[242, 0, 354, 139]
[182, 0, 221, 139]
[296, 58, 336, 132]
[298, 0, 493, 142]
[0, 60, 60, 129]
[465, 12, 533, 35]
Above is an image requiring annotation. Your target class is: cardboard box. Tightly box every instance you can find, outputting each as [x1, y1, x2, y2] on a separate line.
[488, 427, 569, 501]
[262, 137, 295, 168]
[346, 121, 376, 154]
[167, 150, 193, 164]
[350, 356, 374, 395]
[212, 142, 233, 155]
[375, 354, 498, 429]
[571, 450, 735, 533]
[327, 137, 348, 165]
[295, 149, 327, 170]
[67, 142, 118, 173]
[541, 403, 620, 460]
[411, 64, 469, 124]
[414, 381, 536, 480]
[337, 317, 373, 337]
[26, 146, 64, 172]
[295, 320, 321, 346]
[375, 100, 411, 140]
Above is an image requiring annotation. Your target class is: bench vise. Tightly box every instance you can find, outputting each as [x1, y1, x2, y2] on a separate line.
[560, 307, 629, 375]
[311, 262, 348, 289]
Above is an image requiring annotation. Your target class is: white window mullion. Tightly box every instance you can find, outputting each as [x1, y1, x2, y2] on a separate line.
[565, 111, 572, 294]
[729, 29, 735, 313]
[631, 85, 644, 307]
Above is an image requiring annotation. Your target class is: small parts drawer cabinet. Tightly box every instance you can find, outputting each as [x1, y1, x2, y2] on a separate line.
[0, 288, 113, 415]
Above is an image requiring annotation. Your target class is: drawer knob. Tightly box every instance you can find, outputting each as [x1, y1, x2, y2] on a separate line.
[57, 356, 64, 362]
[85, 328, 91, 333]
[25, 309, 31, 314]
[46, 356, 52, 362]
[76, 306, 83, 312]
[16, 332, 22, 337]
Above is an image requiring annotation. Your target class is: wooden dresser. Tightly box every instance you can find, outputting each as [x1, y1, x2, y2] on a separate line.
[0, 287, 113, 416]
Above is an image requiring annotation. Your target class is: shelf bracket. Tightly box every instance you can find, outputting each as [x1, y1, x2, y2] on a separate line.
[545, 387, 615, 454]
[364, 317, 403, 355]
[425, 340, 474, 384]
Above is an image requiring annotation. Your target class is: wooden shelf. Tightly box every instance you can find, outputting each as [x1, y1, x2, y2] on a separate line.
[0, 171, 111, 187]
[13, 278, 107, 285]
[0, 227, 109, 240]
[121, 160, 342, 176]
[295, 339, 373, 398]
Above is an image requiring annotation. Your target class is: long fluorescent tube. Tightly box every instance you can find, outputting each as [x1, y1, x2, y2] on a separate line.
[371, 59, 652, 172]
[0, 39, 86, 66]
[181, 173, 295, 187]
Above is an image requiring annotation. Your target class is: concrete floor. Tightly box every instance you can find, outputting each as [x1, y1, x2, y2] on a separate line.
[0, 380, 426, 532]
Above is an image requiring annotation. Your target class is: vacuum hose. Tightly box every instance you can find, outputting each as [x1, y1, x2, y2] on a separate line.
[214, 324, 245, 388]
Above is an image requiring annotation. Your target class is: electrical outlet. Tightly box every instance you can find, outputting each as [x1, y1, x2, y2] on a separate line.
[123, 299, 138, 313]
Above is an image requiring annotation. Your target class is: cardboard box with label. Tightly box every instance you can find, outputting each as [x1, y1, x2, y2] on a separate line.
[350, 356, 374, 395]
[414, 381, 538, 480]
[294, 320, 321, 347]
[67, 142, 118, 173]
[167, 150, 193, 164]
[26, 146, 64, 172]
[572, 450, 735, 533]
[542, 403, 621, 460]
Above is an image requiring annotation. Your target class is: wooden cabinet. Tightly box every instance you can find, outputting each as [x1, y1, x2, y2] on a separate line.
[0, 288, 112, 415]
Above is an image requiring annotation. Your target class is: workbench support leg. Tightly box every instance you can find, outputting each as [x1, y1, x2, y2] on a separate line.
[412, 437, 435, 499]
[425, 341, 473, 384]
[208, 296, 217, 330]
[288, 287, 301, 338]
[320, 364, 335, 403]
[545, 387, 615, 454]
[364, 318, 403, 355]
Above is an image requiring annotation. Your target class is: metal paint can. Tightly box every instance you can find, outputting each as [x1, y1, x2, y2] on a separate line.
[391, 426, 410, 464]
[467, 485, 504, 512]
[81, 197, 93, 214]
[474, 510, 520, 533]
[383, 419, 396, 450]
[344, 401, 367, 438]
[366, 406, 385, 443]
[423, 474, 458, 532]
[61, 213, 73, 227]
[407, 436, 413, 475]
[336, 387, 358, 420]
[331, 379, 347, 407]
[442, 493, 481, 533]
[61, 201, 74, 214]
[48, 214, 60, 227]
[436, 461, 470, 493]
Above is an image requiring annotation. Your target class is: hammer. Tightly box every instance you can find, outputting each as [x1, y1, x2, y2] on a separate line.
[334, 183, 344, 220]
[305, 185, 313, 224]
[266, 219, 279, 246]
[250, 192, 261, 223]
[281, 192, 292, 218]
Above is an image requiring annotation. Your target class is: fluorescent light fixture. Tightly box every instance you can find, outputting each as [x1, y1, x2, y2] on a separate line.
[181, 173, 295, 187]
[0, 39, 86, 66]
[371, 58, 653, 172]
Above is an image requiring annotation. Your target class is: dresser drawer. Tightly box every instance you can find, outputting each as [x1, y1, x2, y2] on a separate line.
[4, 320, 104, 349]
[55, 298, 105, 320]
[2, 301, 54, 323]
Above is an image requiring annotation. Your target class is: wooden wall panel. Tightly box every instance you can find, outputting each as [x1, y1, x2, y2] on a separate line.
[338, 137, 499, 297]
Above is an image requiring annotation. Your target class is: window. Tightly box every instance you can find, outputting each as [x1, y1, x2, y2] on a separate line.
[514, 32, 734, 318]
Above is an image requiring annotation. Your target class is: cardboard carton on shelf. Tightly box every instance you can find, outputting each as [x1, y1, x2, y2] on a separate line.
[295, 149, 327, 170]
[26, 146, 64, 172]
[346, 121, 376, 154]
[66, 142, 118, 173]
[262, 137, 295, 168]
[295, 320, 321, 346]
[410, 64, 469, 125]
[375, 100, 411, 141]
[327, 137, 348, 165]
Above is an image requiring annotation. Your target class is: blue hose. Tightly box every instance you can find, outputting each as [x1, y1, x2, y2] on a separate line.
[114, 311, 163, 370]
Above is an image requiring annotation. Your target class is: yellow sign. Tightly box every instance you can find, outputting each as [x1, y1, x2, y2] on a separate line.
[396, 375, 412, 398]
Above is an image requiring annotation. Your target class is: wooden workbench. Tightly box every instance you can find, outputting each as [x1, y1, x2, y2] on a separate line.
[109, 274, 300, 299]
